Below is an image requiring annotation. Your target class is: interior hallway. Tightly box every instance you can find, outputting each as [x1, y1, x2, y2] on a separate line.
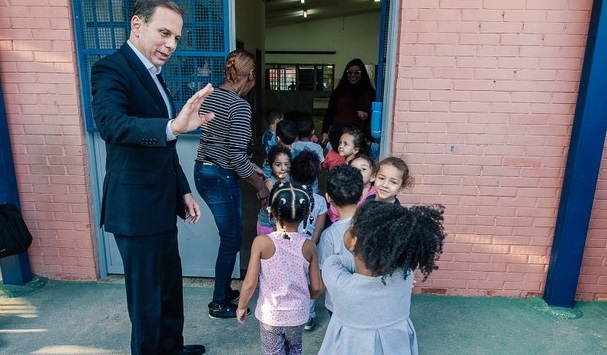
[239, 115, 326, 273]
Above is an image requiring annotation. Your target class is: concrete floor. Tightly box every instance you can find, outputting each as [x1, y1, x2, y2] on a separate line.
[1, 276, 607, 354]
[5, 118, 606, 354]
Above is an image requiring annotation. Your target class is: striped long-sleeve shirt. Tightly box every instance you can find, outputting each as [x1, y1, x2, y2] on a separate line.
[196, 88, 255, 179]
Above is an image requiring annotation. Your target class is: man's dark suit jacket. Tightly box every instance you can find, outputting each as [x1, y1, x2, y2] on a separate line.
[91, 42, 190, 236]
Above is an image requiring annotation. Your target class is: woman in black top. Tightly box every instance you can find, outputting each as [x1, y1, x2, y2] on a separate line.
[321, 58, 376, 144]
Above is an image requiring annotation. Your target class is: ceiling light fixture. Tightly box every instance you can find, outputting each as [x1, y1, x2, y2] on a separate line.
[303, 9, 308, 18]
[301, 0, 305, 4]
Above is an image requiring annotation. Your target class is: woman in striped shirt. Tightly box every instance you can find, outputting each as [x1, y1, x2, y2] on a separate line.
[194, 49, 269, 319]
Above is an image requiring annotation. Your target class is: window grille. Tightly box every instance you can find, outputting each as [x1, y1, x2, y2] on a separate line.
[266, 64, 333, 92]
[72, 0, 231, 132]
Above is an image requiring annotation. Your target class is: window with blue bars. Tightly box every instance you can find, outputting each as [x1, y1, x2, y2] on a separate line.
[266, 64, 334, 92]
[72, 0, 230, 132]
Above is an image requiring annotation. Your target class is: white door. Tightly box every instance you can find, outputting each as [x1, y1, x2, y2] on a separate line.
[94, 133, 239, 278]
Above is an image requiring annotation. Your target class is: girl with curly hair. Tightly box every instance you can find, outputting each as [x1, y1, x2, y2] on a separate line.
[318, 201, 446, 355]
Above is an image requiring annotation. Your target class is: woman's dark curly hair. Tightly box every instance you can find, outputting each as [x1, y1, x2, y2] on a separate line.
[268, 181, 312, 238]
[350, 201, 445, 282]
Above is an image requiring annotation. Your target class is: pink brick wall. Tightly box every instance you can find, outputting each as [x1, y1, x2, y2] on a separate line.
[397, 1, 606, 299]
[1, 1, 605, 299]
[0, 0, 97, 280]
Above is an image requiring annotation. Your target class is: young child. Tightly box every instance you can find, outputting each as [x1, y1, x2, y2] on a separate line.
[318, 201, 445, 355]
[317, 164, 363, 317]
[237, 182, 323, 355]
[366, 156, 412, 205]
[262, 119, 298, 177]
[257, 145, 291, 235]
[321, 123, 346, 171]
[327, 154, 376, 223]
[262, 109, 284, 155]
[275, 118, 298, 149]
[292, 115, 324, 194]
[289, 150, 328, 331]
[350, 154, 377, 203]
[292, 115, 324, 163]
[290, 151, 327, 245]
[338, 126, 368, 164]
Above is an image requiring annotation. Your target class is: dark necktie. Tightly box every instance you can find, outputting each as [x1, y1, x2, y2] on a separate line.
[156, 73, 168, 92]
[156, 73, 172, 118]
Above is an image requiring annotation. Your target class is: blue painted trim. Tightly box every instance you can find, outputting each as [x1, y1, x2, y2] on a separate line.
[0, 75, 33, 285]
[544, 0, 607, 307]
[71, 0, 95, 132]
[371, 101, 383, 140]
[0, 82, 19, 206]
[375, 0, 389, 101]
[371, 0, 390, 141]
[73, 0, 232, 133]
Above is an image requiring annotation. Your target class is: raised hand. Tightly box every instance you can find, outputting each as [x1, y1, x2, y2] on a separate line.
[171, 83, 215, 136]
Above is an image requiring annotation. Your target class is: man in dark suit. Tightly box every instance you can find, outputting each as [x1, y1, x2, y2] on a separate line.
[91, 1, 214, 354]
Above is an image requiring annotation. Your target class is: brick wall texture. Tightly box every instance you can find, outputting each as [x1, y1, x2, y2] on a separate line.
[395, 0, 606, 300]
[0, 0, 97, 281]
[1, 1, 605, 299]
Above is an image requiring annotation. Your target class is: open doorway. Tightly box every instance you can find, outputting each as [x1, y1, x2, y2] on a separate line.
[237, 0, 395, 271]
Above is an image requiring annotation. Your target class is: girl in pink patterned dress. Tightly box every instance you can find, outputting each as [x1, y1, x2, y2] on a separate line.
[237, 182, 324, 355]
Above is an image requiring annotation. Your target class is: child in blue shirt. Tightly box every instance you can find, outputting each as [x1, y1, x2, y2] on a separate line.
[261, 109, 284, 155]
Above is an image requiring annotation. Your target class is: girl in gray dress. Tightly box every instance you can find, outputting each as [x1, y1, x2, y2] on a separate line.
[318, 201, 446, 355]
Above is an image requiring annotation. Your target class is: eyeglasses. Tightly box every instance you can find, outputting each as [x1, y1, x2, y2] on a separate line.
[347, 70, 361, 76]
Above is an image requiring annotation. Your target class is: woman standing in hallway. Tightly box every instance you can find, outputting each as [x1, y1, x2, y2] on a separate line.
[194, 49, 269, 319]
[321, 58, 376, 145]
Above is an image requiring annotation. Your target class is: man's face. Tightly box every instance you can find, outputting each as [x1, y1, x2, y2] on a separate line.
[131, 7, 183, 67]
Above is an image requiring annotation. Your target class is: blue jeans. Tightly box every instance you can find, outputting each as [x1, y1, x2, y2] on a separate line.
[194, 161, 242, 304]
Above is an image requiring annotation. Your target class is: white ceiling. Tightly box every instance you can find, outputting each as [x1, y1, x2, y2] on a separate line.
[265, 0, 382, 28]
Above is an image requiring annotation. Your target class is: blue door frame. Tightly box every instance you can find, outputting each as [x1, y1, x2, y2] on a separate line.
[544, 0, 607, 307]
[0, 75, 33, 285]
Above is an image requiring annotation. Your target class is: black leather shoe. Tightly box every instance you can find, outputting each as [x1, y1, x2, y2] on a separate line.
[172, 344, 205, 355]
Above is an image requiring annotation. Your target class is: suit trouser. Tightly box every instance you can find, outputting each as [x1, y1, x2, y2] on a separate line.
[115, 228, 184, 355]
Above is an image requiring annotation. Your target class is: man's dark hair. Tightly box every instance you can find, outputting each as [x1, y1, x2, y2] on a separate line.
[133, 0, 183, 22]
